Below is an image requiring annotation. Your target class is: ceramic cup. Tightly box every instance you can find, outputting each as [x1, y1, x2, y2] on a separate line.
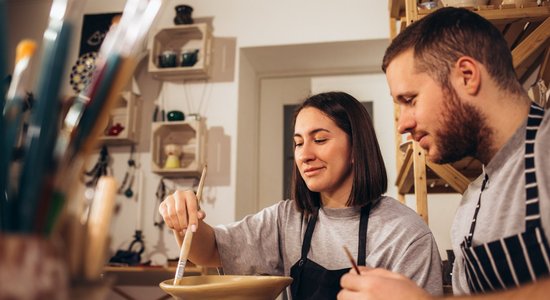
[181, 49, 199, 67]
[167, 110, 185, 122]
[158, 50, 177, 68]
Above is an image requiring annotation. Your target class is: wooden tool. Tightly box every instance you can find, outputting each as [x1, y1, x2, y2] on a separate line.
[173, 165, 207, 285]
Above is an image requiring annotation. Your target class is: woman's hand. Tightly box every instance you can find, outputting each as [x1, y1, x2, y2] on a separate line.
[158, 190, 206, 233]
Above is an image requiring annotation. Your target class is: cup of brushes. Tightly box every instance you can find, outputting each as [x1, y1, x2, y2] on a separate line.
[0, 0, 163, 299]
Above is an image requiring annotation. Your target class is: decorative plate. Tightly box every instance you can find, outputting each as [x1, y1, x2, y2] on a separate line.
[69, 51, 98, 94]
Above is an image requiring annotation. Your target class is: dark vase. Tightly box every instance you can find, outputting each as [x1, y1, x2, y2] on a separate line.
[174, 5, 194, 25]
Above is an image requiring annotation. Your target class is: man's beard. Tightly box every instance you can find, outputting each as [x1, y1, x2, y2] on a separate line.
[432, 87, 493, 164]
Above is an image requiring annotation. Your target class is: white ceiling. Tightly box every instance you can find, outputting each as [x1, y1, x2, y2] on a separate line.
[241, 39, 390, 77]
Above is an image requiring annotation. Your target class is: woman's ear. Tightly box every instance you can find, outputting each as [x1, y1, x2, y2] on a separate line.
[453, 56, 481, 96]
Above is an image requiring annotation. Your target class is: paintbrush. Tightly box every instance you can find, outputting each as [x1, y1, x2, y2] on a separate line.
[15, 0, 83, 233]
[1, 40, 37, 231]
[174, 164, 207, 285]
[343, 245, 361, 274]
[49, 0, 162, 237]
[0, 0, 7, 231]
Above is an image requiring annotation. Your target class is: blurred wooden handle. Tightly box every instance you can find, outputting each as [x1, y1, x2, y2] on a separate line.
[84, 176, 117, 280]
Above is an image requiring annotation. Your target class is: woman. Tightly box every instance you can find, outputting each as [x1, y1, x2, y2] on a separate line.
[159, 91, 443, 299]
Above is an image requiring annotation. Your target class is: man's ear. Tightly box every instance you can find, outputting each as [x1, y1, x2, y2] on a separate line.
[453, 56, 481, 96]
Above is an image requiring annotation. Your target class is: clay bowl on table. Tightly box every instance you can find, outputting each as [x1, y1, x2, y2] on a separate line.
[159, 275, 293, 300]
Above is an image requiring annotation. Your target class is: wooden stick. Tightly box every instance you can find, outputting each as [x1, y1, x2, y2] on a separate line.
[173, 165, 207, 285]
[343, 245, 360, 274]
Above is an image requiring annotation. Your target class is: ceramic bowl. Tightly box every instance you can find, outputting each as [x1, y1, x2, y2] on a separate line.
[159, 275, 293, 300]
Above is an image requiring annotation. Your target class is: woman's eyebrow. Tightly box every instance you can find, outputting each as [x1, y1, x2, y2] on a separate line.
[294, 128, 330, 138]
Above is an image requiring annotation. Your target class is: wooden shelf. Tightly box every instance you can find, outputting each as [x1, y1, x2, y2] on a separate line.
[414, 4, 550, 81]
[396, 141, 482, 195]
[98, 91, 141, 146]
[389, 1, 549, 223]
[148, 23, 213, 80]
[151, 119, 207, 178]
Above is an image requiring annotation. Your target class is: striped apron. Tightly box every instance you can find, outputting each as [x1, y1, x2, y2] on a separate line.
[460, 103, 550, 293]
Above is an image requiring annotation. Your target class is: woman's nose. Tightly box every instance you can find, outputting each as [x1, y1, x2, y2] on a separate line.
[296, 143, 314, 162]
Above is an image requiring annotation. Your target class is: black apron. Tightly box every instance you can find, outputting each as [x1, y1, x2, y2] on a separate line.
[460, 103, 550, 293]
[290, 204, 371, 300]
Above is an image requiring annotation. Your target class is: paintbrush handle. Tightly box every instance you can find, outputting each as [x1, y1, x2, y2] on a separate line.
[172, 165, 207, 284]
[174, 230, 193, 285]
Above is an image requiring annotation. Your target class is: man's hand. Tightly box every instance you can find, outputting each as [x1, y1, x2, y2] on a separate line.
[338, 266, 433, 300]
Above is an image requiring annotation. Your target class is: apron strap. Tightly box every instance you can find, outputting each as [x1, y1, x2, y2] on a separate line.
[357, 203, 371, 265]
[525, 103, 545, 229]
[464, 174, 489, 247]
[300, 210, 318, 259]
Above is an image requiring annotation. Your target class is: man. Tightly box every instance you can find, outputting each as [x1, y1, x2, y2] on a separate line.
[338, 7, 550, 300]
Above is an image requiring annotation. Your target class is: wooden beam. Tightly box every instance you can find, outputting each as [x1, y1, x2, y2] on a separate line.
[412, 142, 428, 224]
[394, 103, 403, 175]
[390, 17, 398, 40]
[540, 48, 550, 90]
[389, 0, 405, 19]
[513, 17, 550, 79]
[478, 6, 550, 24]
[405, 0, 418, 25]
[396, 141, 414, 194]
[426, 161, 471, 194]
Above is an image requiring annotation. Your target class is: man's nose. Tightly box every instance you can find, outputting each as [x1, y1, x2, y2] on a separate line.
[397, 106, 416, 134]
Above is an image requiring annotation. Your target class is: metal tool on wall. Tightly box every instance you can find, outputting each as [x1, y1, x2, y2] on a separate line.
[153, 81, 166, 122]
[83, 145, 111, 187]
[154, 177, 167, 228]
[117, 145, 136, 198]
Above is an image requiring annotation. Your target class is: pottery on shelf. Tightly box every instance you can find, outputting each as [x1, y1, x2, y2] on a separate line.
[158, 50, 177, 68]
[107, 123, 125, 136]
[174, 5, 194, 25]
[167, 110, 185, 122]
[181, 49, 199, 67]
[164, 144, 182, 169]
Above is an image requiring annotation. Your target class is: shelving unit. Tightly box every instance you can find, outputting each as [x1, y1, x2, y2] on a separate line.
[148, 23, 213, 80]
[150, 119, 207, 178]
[389, 0, 550, 223]
[99, 91, 141, 146]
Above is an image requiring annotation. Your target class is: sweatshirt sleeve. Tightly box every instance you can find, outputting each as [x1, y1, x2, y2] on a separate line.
[392, 232, 443, 296]
[213, 202, 285, 276]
